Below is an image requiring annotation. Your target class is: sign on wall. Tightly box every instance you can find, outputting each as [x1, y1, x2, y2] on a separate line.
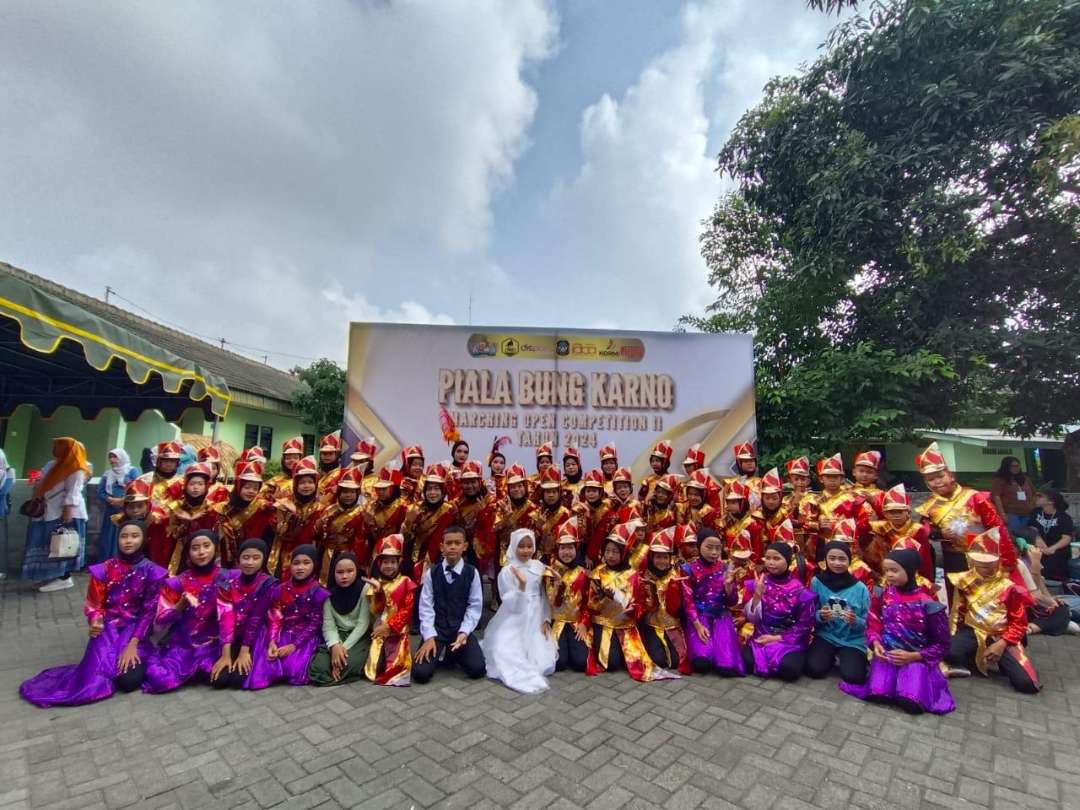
[343, 324, 756, 479]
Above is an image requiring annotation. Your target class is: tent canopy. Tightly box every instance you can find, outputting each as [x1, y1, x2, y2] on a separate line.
[1, 263, 231, 420]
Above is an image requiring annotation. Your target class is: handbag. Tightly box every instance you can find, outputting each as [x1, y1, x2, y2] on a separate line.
[48, 525, 81, 559]
[19, 496, 45, 518]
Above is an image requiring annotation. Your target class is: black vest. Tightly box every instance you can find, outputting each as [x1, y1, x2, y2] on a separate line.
[430, 562, 476, 644]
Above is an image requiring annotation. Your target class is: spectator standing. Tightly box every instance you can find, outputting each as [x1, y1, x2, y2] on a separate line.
[96, 448, 138, 562]
[990, 456, 1036, 540]
[0, 449, 16, 579]
[1030, 489, 1074, 583]
[21, 437, 90, 592]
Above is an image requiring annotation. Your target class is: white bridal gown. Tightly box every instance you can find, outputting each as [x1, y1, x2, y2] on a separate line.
[481, 535, 558, 694]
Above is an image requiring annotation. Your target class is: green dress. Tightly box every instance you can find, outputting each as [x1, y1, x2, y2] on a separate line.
[308, 586, 373, 685]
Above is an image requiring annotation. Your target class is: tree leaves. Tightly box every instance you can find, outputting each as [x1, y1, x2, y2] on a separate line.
[290, 359, 347, 438]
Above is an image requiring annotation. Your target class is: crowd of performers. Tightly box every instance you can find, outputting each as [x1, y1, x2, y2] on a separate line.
[21, 433, 1069, 712]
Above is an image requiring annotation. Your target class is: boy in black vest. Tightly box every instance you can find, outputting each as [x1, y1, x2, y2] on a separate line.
[412, 526, 486, 683]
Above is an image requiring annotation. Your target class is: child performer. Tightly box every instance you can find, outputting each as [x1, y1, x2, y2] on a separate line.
[586, 524, 677, 681]
[363, 534, 416, 686]
[755, 468, 788, 538]
[544, 522, 592, 673]
[680, 528, 743, 676]
[641, 526, 692, 674]
[247, 544, 330, 689]
[866, 484, 933, 580]
[162, 463, 220, 575]
[826, 518, 877, 590]
[312, 467, 369, 584]
[210, 538, 274, 690]
[308, 552, 372, 685]
[481, 529, 558, 693]
[947, 529, 1040, 694]
[143, 530, 227, 693]
[267, 457, 324, 578]
[411, 527, 486, 683]
[20, 520, 166, 706]
[840, 548, 954, 714]
[637, 441, 673, 503]
[679, 470, 722, 536]
[213, 460, 276, 568]
[722, 481, 764, 562]
[805, 541, 870, 683]
[742, 543, 816, 681]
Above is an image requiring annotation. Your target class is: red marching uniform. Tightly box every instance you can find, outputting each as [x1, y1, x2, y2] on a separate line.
[267, 456, 325, 578]
[865, 483, 933, 579]
[454, 461, 498, 574]
[638, 440, 673, 503]
[160, 463, 221, 575]
[678, 444, 707, 506]
[677, 470, 723, 535]
[533, 466, 573, 561]
[641, 526, 693, 675]
[527, 443, 555, 504]
[402, 463, 460, 575]
[348, 437, 379, 503]
[316, 432, 347, 504]
[642, 474, 679, 542]
[850, 450, 884, 517]
[721, 480, 765, 562]
[265, 436, 304, 501]
[754, 467, 789, 539]
[398, 445, 426, 505]
[114, 478, 169, 564]
[364, 467, 410, 550]
[800, 454, 871, 564]
[722, 442, 762, 510]
[574, 470, 620, 565]
[364, 535, 417, 686]
[138, 440, 183, 506]
[312, 467, 370, 584]
[212, 460, 276, 568]
[494, 464, 540, 566]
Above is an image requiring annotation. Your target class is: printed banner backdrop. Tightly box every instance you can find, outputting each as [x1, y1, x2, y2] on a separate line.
[343, 323, 756, 481]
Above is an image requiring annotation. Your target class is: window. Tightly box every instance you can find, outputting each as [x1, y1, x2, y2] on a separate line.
[243, 424, 259, 452]
[302, 434, 315, 456]
[244, 424, 274, 457]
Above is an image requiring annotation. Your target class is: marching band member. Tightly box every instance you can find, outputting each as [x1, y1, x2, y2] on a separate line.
[544, 522, 592, 672]
[487, 438, 509, 500]
[638, 441, 673, 503]
[268, 456, 324, 578]
[866, 484, 933, 580]
[598, 444, 619, 496]
[574, 470, 619, 566]
[194, 446, 230, 505]
[643, 474, 679, 541]
[364, 466, 410, 550]
[347, 437, 379, 502]
[402, 463, 460, 578]
[756, 468, 788, 539]
[455, 460, 498, 576]
[678, 470, 723, 536]
[610, 467, 642, 524]
[851, 450, 884, 514]
[640, 526, 692, 674]
[138, 440, 182, 505]
[722, 480, 764, 563]
[724, 442, 762, 509]
[399, 445, 426, 504]
[265, 437, 304, 500]
[528, 443, 555, 503]
[494, 464, 540, 567]
[316, 432, 346, 503]
[800, 454, 870, 565]
[561, 446, 585, 508]
[534, 466, 573, 561]
[312, 467, 370, 582]
[363, 534, 417, 686]
[213, 460, 276, 568]
[162, 463, 220, 575]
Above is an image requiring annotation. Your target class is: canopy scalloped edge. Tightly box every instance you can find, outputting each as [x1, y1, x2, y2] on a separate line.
[0, 272, 231, 418]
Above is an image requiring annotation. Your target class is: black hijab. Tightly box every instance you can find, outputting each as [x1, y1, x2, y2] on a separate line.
[290, 543, 318, 584]
[115, 519, 147, 564]
[237, 538, 267, 583]
[765, 542, 793, 580]
[816, 540, 856, 592]
[187, 529, 219, 575]
[886, 548, 921, 593]
[329, 552, 364, 614]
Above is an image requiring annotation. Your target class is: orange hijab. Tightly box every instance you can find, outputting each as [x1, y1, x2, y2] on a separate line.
[35, 437, 91, 496]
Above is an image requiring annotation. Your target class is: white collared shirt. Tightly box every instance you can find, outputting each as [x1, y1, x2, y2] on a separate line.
[418, 558, 483, 642]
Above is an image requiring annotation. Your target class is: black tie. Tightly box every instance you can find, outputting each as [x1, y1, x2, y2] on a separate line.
[446, 566, 459, 582]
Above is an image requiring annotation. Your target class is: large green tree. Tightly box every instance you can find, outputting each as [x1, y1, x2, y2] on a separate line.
[686, 0, 1080, 469]
[291, 359, 346, 438]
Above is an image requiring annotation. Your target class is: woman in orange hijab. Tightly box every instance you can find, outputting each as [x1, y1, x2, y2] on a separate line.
[22, 438, 92, 592]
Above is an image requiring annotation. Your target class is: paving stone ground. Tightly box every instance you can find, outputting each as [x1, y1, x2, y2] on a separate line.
[2, 575, 1079, 810]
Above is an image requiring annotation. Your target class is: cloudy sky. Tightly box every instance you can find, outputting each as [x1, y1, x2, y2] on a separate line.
[0, 0, 835, 367]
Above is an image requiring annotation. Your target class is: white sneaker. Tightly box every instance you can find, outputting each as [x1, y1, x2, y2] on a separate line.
[1067, 621, 1080, 636]
[944, 665, 971, 678]
[39, 578, 74, 593]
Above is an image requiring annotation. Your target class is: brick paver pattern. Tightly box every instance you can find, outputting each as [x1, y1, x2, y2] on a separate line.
[2, 576, 1079, 809]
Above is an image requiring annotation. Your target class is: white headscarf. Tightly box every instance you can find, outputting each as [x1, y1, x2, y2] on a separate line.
[507, 529, 545, 575]
[0, 449, 12, 488]
[103, 447, 133, 491]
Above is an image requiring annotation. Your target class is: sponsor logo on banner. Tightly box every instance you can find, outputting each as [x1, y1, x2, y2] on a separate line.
[468, 333, 644, 362]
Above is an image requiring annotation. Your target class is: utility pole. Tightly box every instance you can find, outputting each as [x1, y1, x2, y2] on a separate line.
[219, 337, 226, 350]
[105, 285, 113, 305]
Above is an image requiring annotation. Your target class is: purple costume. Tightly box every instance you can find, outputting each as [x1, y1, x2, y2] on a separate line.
[680, 558, 743, 674]
[246, 575, 328, 689]
[839, 586, 954, 714]
[20, 557, 166, 707]
[218, 570, 274, 688]
[142, 566, 227, 693]
[743, 574, 815, 675]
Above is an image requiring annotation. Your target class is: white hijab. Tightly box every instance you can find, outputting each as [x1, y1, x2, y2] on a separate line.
[103, 447, 133, 491]
[506, 529, 545, 576]
[0, 449, 12, 488]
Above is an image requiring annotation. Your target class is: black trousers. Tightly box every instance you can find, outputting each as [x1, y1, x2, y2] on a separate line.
[805, 636, 868, 683]
[640, 624, 680, 670]
[741, 645, 805, 682]
[114, 661, 146, 693]
[210, 640, 247, 690]
[942, 550, 968, 602]
[1028, 602, 1071, 636]
[591, 627, 626, 672]
[947, 626, 1039, 694]
[411, 635, 486, 683]
[555, 624, 589, 672]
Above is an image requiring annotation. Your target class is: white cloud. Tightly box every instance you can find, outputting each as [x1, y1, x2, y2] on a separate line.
[320, 283, 454, 327]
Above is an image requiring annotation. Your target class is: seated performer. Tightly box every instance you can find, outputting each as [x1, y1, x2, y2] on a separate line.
[363, 534, 417, 686]
[143, 530, 227, 693]
[308, 552, 372, 686]
[211, 538, 275, 690]
[640, 526, 692, 674]
[680, 529, 743, 676]
[20, 520, 166, 707]
[741, 543, 816, 682]
[481, 529, 558, 693]
[805, 541, 870, 683]
[544, 522, 592, 673]
[840, 548, 954, 714]
[247, 544, 330, 689]
[947, 528, 1040, 694]
[411, 527, 486, 683]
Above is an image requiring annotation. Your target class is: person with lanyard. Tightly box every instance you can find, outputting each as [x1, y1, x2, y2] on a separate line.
[247, 544, 330, 689]
[211, 538, 275, 690]
[308, 551, 372, 685]
[142, 530, 228, 693]
[805, 540, 870, 684]
[990, 455, 1037, 539]
[741, 542, 816, 682]
[840, 548, 954, 714]
[20, 520, 166, 706]
[96, 448, 138, 562]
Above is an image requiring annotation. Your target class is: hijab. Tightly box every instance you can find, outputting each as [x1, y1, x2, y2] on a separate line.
[103, 448, 134, 491]
[237, 538, 267, 584]
[886, 548, 921, 593]
[765, 542, 793, 580]
[35, 437, 91, 496]
[115, 519, 147, 564]
[329, 552, 365, 614]
[816, 540, 856, 592]
[187, 529, 219, 575]
[290, 543, 318, 584]
[507, 529, 545, 575]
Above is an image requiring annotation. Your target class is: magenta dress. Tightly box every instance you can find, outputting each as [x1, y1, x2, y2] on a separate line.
[743, 574, 816, 675]
[142, 566, 228, 693]
[246, 576, 329, 689]
[680, 559, 744, 674]
[218, 570, 275, 688]
[20, 558, 166, 707]
[839, 586, 954, 714]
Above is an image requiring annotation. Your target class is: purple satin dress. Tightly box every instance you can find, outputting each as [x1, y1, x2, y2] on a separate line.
[246, 576, 329, 689]
[218, 570, 275, 688]
[20, 557, 166, 707]
[839, 586, 954, 714]
[743, 574, 815, 676]
[142, 567, 228, 693]
[680, 559, 743, 674]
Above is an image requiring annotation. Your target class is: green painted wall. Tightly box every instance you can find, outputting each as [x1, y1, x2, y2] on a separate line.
[213, 402, 313, 461]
